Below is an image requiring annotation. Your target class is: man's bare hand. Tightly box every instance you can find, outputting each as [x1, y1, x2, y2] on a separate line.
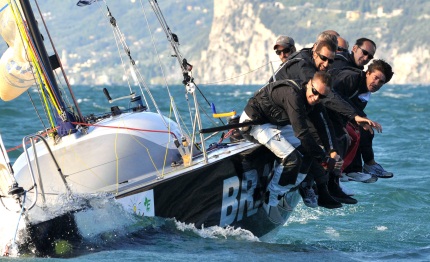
[354, 116, 382, 133]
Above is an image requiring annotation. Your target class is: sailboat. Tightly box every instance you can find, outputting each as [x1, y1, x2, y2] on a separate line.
[0, 0, 301, 257]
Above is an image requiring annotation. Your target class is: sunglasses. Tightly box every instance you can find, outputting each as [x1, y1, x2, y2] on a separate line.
[311, 84, 326, 98]
[358, 46, 374, 60]
[337, 47, 347, 52]
[275, 47, 291, 55]
[316, 52, 334, 64]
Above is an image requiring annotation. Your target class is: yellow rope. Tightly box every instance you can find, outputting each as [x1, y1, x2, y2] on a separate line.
[112, 117, 165, 189]
[159, 97, 175, 179]
[34, 70, 56, 127]
[8, 0, 61, 125]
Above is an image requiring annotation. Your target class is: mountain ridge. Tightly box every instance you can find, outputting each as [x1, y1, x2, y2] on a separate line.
[2, 0, 429, 86]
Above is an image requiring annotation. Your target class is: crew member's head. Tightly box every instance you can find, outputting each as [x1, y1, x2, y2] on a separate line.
[306, 71, 332, 105]
[365, 59, 394, 92]
[273, 35, 296, 63]
[321, 29, 340, 37]
[313, 40, 336, 71]
[337, 36, 349, 52]
[352, 38, 376, 67]
[313, 31, 338, 51]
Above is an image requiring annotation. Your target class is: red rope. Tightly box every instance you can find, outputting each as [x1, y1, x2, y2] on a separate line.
[72, 122, 178, 139]
[6, 129, 54, 153]
[6, 122, 178, 153]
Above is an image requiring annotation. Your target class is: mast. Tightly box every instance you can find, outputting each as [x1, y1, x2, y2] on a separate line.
[18, 0, 69, 119]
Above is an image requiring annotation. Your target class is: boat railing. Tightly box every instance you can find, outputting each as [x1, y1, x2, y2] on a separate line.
[22, 134, 72, 209]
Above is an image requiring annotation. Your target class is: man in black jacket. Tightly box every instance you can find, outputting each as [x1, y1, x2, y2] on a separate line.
[240, 72, 344, 224]
[270, 39, 336, 83]
[268, 38, 380, 203]
[273, 35, 296, 65]
[332, 38, 376, 70]
[330, 60, 394, 179]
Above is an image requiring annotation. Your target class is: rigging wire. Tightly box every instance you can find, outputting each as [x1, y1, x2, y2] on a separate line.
[8, 0, 61, 126]
[139, 0, 186, 134]
[34, 0, 84, 122]
[12, 191, 26, 244]
[144, 0, 227, 153]
[100, 2, 133, 95]
[99, 1, 172, 129]
[25, 89, 48, 132]
[8, 1, 54, 128]
[198, 62, 272, 86]
[146, 0, 231, 129]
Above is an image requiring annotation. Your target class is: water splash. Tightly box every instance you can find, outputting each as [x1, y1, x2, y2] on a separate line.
[174, 220, 260, 242]
[0, 198, 25, 257]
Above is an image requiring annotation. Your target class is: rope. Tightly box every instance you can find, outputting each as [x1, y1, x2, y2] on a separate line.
[26, 90, 48, 132]
[199, 62, 272, 86]
[98, 1, 171, 130]
[139, 0, 185, 134]
[14, 1, 61, 113]
[13, 191, 26, 244]
[71, 122, 178, 139]
[0, 195, 14, 212]
[34, 0, 84, 122]
[102, 3, 133, 95]
[159, 102, 175, 179]
[8, 0, 60, 127]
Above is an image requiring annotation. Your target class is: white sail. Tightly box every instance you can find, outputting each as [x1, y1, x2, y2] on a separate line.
[0, 1, 35, 101]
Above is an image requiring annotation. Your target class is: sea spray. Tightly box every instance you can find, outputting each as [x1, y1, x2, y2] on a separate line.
[73, 194, 137, 240]
[0, 198, 26, 257]
[174, 220, 260, 242]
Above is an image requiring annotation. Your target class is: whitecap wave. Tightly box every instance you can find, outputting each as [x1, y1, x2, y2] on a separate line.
[174, 220, 260, 242]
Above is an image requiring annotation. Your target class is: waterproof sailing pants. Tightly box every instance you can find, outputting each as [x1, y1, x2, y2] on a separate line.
[250, 123, 302, 206]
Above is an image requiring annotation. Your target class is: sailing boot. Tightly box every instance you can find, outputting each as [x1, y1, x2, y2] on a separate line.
[298, 181, 318, 208]
[328, 172, 358, 204]
[317, 183, 343, 209]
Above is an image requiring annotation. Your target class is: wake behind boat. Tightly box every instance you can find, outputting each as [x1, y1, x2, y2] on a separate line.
[0, 0, 300, 257]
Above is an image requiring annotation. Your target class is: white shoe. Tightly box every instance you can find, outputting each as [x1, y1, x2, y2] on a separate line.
[363, 163, 394, 178]
[339, 173, 350, 182]
[339, 181, 355, 196]
[344, 172, 378, 183]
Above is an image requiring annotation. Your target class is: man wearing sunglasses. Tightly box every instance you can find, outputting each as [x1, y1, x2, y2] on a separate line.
[270, 39, 337, 83]
[332, 37, 376, 70]
[273, 35, 296, 64]
[329, 60, 394, 180]
[240, 72, 347, 224]
[268, 37, 380, 202]
[337, 37, 349, 53]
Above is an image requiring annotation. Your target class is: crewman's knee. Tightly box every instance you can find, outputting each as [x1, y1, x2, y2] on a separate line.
[281, 149, 302, 168]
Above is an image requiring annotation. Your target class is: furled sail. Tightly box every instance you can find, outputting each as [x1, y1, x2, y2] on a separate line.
[0, 1, 35, 101]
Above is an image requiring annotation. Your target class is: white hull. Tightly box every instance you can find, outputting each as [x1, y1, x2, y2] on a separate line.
[12, 111, 183, 196]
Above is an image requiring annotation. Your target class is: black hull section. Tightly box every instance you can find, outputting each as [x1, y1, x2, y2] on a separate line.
[19, 213, 83, 257]
[21, 145, 300, 257]
[152, 145, 289, 236]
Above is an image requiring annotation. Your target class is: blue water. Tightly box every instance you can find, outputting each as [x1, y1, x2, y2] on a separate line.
[0, 84, 429, 261]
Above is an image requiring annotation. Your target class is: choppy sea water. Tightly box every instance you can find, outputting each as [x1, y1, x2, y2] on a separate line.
[0, 84, 429, 261]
